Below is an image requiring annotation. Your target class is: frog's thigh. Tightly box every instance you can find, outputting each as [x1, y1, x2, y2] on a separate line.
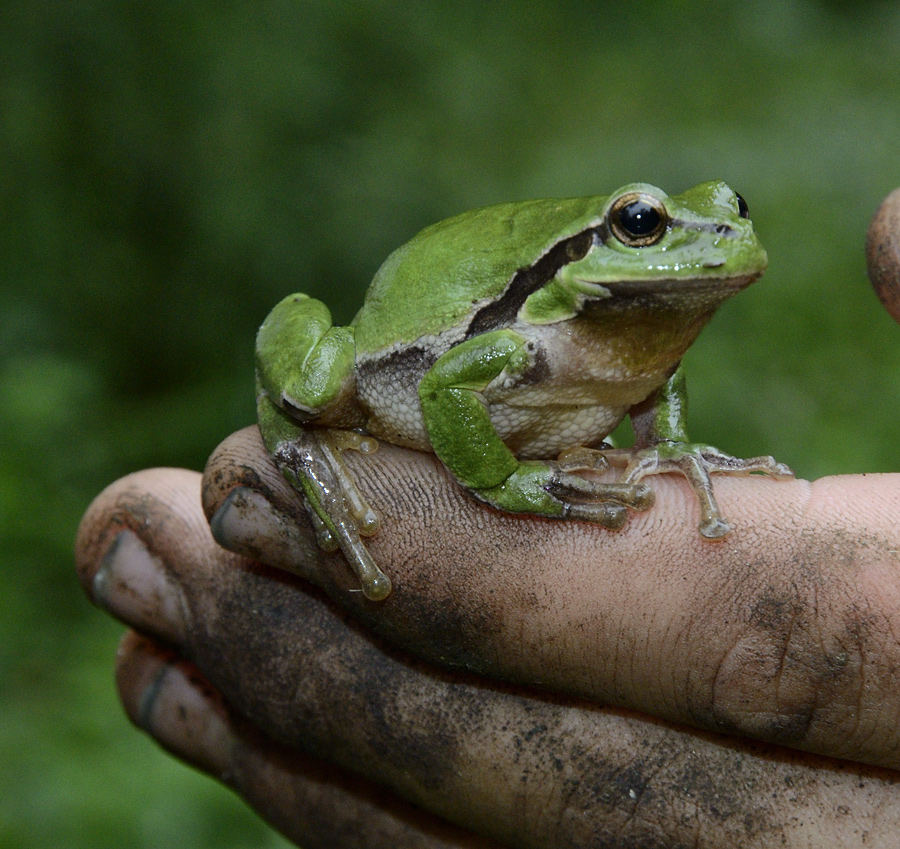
[255, 293, 356, 417]
[418, 330, 529, 491]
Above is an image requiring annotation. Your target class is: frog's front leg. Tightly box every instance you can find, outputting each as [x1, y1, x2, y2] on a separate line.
[256, 294, 390, 600]
[418, 330, 654, 528]
[622, 368, 793, 539]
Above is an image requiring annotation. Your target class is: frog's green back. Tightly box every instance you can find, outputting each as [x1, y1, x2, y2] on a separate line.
[352, 195, 606, 353]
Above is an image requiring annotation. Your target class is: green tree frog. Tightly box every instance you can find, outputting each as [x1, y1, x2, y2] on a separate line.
[256, 182, 792, 600]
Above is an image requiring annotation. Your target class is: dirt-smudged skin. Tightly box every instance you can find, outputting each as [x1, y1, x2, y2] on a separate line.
[201, 429, 900, 777]
[71, 187, 900, 846]
[74, 433, 900, 847]
[201, 568, 900, 848]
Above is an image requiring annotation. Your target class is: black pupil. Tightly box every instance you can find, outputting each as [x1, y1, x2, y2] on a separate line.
[619, 200, 661, 236]
[736, 193, 749, 219]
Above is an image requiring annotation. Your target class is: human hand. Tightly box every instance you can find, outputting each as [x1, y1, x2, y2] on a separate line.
[76, 426, 900, 848]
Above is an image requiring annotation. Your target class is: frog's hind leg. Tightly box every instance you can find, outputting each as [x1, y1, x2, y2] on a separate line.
[255, 293, 390, 598]
[257, 394, 391, 601]
[255, 293, 365, 427]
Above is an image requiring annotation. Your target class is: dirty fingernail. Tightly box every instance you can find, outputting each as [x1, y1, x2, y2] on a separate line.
[210, 486, 315, 572]
[116, 633, 232, 776]
[94, 530, 187, 643]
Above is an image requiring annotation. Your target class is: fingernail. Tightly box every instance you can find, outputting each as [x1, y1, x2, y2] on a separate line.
[117, 635, 232, 776]
[210, 487, 315, 570]
[141, 658, 234, 777]
[94, 530, 187, 642]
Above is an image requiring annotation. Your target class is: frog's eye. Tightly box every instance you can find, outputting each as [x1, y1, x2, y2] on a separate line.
[735, 192, 750, 219]
[608, 193, 669, 247]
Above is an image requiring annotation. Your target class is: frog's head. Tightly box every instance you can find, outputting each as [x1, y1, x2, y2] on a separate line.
[522, 181, 767, 324]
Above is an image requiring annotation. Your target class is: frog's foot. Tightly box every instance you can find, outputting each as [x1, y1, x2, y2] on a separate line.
[618, 442, 794, 540]
[547, 458, 655, 507]
[273, 428, 392, 601]
[477, 458, 654, 531]
[552, 445, 656, 517]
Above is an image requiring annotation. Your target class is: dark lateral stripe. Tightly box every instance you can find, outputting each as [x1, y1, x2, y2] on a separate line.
[356, 344, 436, 384]
[463, 226, 603, 340]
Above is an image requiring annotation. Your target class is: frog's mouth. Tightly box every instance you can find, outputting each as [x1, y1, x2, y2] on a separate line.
[573, 269, 764, 298]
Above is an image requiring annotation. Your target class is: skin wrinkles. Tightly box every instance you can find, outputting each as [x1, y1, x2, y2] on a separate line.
[770, 599, 803, 731]
[854, 607, 900, 763]
[710, 585, 823, 745]
[698, 560, 777, 718]
[713, 545, 894, 757]
[660, 602, 694, 720]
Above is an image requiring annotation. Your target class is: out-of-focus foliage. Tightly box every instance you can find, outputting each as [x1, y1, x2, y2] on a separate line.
[2, 1, 900, 845]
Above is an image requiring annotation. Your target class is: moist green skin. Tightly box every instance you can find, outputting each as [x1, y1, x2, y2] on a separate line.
[255, 181, 791, 600]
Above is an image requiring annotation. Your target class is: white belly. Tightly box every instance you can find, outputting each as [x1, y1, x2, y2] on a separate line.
[487, 399, 627, 459]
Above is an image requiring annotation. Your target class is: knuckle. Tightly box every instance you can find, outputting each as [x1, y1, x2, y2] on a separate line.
[706, 579, 879, 751]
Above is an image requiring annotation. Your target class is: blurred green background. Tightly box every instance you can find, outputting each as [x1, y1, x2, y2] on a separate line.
[3, 1, 900, 846]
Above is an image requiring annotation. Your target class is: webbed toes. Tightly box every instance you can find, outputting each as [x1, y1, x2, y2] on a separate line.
[545, 467, 655, 511]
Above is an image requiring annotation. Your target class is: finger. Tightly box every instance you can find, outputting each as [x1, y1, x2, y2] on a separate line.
[83, 481, 900, 848]
[115, 631, 500, 849]
[867, 186, 900, 323]
[205, 427, 900, 771]
[76, 466, 329, 636]
[77, 477, 505, 845]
